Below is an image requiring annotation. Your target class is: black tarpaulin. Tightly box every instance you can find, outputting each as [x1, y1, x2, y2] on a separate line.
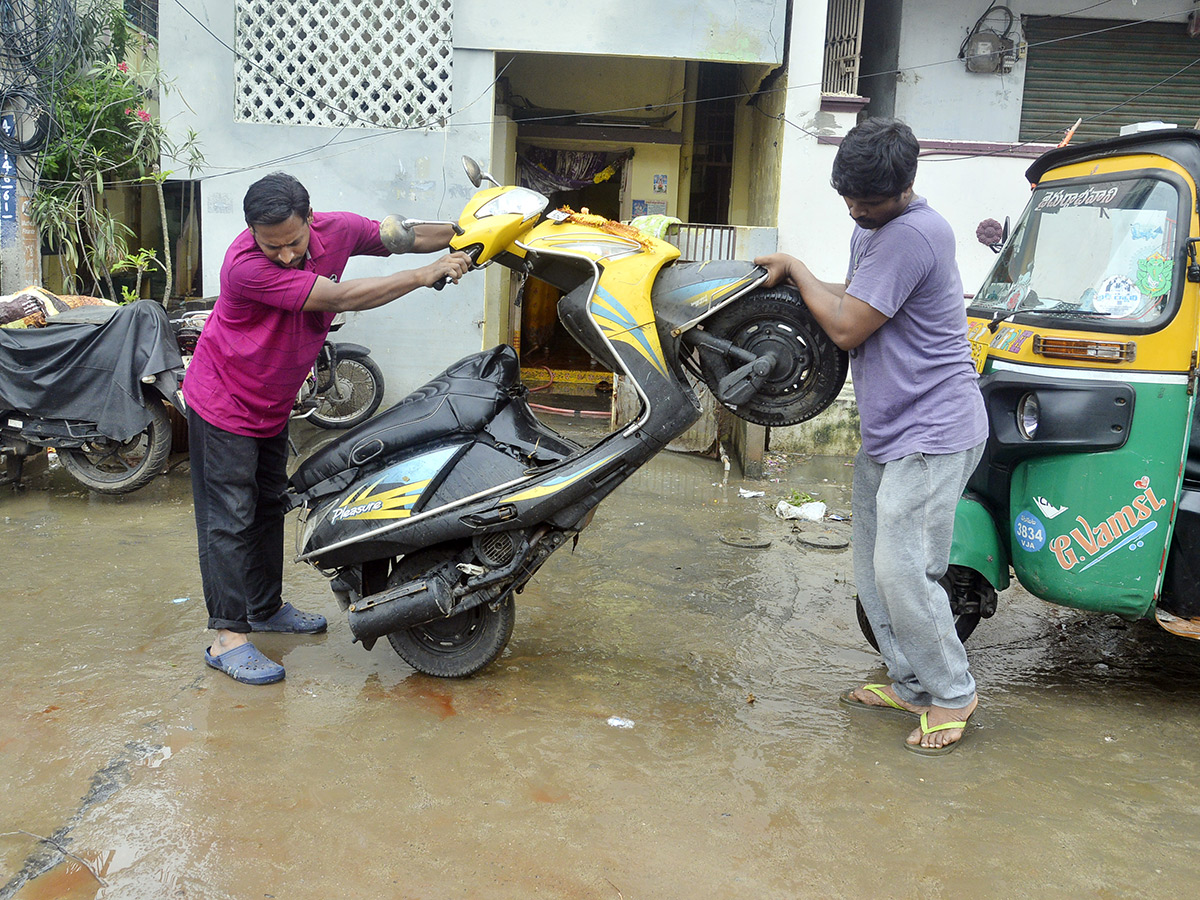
[0, 299, 183, 441]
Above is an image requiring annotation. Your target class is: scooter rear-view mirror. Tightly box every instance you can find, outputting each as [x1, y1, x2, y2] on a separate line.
[462, 156, 500, 188]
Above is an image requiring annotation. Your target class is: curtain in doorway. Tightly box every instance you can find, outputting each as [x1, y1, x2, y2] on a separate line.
[517, 147, 633, 194]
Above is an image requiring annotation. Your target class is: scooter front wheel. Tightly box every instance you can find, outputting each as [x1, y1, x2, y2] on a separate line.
[387, 595, 516, 678]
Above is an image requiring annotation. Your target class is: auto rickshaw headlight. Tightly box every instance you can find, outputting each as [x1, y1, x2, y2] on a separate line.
[1017, 393, 1040, 439]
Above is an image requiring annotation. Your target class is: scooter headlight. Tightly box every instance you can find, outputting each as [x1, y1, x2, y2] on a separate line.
[1017, 392, 1040, 439]
[474, 188, 548, 221]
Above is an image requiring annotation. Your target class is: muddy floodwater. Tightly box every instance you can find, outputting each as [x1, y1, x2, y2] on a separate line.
[3, 420, 1200, 899]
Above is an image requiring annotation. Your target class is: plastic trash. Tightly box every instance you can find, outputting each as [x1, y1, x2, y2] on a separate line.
[775, 499, 827, 521]
[738, 488, 765, 498]
[606, 716, 635, 729]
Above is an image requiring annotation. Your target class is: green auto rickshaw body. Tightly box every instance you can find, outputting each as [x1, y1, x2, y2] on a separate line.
[955, 128, 1200, 629]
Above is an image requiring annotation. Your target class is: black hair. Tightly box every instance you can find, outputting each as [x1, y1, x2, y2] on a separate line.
[830, 118, 919, 199]
[243, 172, 311, 227]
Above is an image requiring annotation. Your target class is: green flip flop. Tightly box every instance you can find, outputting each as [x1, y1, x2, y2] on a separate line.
[904, 711, 970, 756]
[838, 683, 921, 719]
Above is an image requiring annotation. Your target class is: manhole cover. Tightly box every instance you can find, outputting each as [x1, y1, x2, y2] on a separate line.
[794, 531, 849, 550]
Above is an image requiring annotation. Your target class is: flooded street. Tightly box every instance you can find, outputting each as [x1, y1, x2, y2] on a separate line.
[3, 421, 1200, 899]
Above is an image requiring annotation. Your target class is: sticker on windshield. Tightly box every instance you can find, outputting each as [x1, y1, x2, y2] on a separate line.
[1004, 271, 1032, 310]
[1131, 223, 1163, 241]
[1093, 275, 1141, 316]
[1034, 185, 1121, 211]
[1135, 252, 1173, 296]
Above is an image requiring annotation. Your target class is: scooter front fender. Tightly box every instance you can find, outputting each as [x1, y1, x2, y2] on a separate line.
[951, 493, 1011, 591]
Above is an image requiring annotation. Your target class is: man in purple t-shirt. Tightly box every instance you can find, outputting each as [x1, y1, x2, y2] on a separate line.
[186, 171, 470, 685]
[756, 119, 987, 754]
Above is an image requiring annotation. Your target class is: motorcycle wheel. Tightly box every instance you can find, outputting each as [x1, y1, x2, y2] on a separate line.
[382, 547, 516, 678]
[854, 566, 986, 652]
[698, 287, 848, 426]
[308, 356, 385, 429]
[387, 596, 515, 678]
[58, 400, 173, 495]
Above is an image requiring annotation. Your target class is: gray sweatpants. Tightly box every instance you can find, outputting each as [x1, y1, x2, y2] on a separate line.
[851, 442, 986, 709]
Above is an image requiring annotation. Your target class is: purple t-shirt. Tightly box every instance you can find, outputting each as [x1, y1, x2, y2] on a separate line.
[845, 196, 987, 462]
[183, 211, 389, 437]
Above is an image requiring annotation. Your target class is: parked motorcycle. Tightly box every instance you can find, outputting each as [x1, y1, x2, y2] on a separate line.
[285, 156, 848, 677]
[175, 309, 385, 430]
[858, 126, 1200, 650]
[0, 299, 185, 494]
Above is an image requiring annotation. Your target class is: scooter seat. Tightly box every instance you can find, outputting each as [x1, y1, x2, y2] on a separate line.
[289, 345, 521, 495]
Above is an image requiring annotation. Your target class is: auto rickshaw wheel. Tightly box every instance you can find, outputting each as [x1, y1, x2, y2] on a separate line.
[854, 565, 992, 652]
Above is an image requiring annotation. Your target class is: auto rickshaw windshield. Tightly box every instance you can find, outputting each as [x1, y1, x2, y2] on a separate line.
[971, 174, 1184, 330]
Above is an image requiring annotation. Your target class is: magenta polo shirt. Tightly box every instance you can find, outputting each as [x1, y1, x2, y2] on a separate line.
[182, 210, 390, 437]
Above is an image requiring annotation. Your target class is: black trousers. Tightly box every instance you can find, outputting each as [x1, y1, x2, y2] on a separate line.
[189, 408, 289, 632]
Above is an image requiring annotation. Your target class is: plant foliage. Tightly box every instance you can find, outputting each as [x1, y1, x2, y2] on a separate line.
[29, 1, 201, 300]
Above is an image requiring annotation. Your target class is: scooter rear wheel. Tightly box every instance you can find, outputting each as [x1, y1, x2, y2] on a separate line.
[698, 287, 848, 426]
[387, 596, 515, 678]
[58, 400, 173, 494]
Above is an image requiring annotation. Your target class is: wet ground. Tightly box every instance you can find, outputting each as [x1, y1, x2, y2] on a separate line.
[3, 419, 1200, 899]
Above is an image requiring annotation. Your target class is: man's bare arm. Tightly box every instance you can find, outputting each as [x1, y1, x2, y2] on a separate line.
[302, 251, 471, 313]
[754, 252, 887, 350]
[408, 223, 458, 254]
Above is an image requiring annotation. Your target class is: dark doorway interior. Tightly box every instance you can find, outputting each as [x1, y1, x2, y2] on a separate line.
[688, 62, 738, 225]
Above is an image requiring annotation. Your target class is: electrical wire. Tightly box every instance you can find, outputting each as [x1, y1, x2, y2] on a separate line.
[19, 0, 1192, 183]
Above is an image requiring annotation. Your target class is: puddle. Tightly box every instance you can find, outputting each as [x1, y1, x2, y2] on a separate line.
[3, 430, 1200, 897]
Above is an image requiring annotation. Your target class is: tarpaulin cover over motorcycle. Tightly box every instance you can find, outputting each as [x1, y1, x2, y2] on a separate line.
[0, 299, 182, 441]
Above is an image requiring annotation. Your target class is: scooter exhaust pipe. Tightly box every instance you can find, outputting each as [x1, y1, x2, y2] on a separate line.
[347, 575, 456, 647]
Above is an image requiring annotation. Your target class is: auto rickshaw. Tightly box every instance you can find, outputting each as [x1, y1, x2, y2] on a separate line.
[919, 125, 1200, 646]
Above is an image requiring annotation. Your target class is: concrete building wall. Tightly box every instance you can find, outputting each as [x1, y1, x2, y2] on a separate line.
[892, 0, 1194, 142]
[159, 3, 501, 401]
[455, 0, 788, 63]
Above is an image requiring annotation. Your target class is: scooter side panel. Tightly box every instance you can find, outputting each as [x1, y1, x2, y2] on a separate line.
[1006, 378, 1191, 617]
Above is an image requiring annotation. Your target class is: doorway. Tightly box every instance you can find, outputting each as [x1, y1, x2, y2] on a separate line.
[515, 146, 626, 408]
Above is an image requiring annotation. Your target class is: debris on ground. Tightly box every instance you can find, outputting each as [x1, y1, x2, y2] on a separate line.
[775, 499, 827, 521]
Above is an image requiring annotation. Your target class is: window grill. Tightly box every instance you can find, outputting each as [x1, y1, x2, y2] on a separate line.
[124, 0, 158, 36]
[822, 0, 865, 96]
[233, 0, 454, 129]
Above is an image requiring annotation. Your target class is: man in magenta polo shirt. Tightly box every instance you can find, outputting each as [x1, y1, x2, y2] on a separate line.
[186, 171, 470, 685]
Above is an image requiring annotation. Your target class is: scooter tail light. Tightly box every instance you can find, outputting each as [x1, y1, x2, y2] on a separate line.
[1032, 336, 1136, 363]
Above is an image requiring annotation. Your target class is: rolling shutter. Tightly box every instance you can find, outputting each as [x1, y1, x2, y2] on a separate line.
[1020, 16, 1200, 143]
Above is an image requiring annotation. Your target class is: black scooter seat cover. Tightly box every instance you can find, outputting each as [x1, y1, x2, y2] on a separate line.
[290, 345, 521, 494]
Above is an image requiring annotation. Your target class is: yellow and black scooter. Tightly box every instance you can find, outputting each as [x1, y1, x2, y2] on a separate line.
[287, 157, 848, 677]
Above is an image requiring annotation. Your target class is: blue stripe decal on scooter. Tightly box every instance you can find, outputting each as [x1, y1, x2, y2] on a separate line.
[653, 277, 746, 303]
[590, 286, 668, 376]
